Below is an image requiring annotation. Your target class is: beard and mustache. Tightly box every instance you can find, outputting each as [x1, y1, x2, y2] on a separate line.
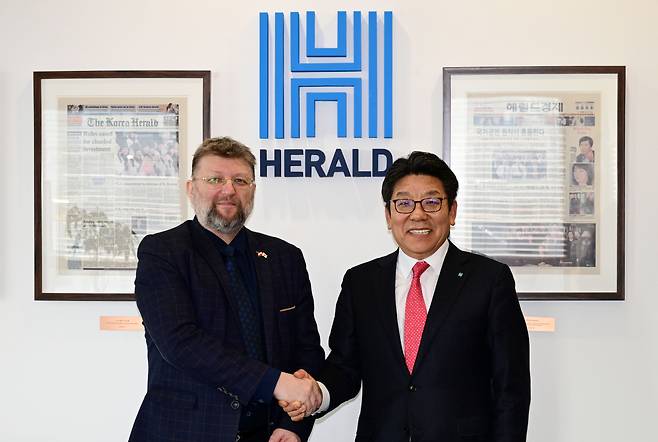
[191, 190, 254, 235]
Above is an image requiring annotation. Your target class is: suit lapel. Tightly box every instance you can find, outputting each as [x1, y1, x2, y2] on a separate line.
[414, 241, 469, 372]
[189, 219, 241, 323]
[375, 250, 410, 378]
[245, 229, 275, 364]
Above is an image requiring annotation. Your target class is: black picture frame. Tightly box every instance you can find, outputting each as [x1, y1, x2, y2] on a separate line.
[34, 70, 211, 301]
[443, 66, 625, 300]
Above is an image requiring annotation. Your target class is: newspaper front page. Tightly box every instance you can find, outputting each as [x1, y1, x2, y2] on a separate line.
[451, 92, 599, 271]
[56, 100, 187, 273]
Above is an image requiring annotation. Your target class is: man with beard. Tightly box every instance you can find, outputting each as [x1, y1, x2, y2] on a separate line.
[129, 137, 324, 442]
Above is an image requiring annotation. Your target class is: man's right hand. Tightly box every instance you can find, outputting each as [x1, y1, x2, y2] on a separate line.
[277, 369, 320, 422]
[273, 370, 322, 420]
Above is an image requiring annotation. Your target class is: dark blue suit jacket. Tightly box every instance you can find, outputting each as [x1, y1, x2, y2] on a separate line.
[319, 242, 530, 442]
[129, 220, 325, 442]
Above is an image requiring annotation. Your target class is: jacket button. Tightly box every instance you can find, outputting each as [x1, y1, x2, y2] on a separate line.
[409, 385, 417, 392]
[231, 400, 240, 410]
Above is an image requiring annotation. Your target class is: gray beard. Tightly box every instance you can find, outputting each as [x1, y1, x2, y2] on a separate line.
[205, 205, 247, 235]
[189, 185, 254, 236]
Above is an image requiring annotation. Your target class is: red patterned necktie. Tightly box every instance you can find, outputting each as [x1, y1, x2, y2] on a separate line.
[404, 261, 430, 373]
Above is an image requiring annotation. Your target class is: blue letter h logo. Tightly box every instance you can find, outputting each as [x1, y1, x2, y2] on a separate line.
[259, 11, 393, 139]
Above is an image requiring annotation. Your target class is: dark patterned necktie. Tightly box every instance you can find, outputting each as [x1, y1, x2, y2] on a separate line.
[221, 246, 265, 361]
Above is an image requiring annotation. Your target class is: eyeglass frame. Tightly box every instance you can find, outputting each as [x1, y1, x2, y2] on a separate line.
[191, 176, 255, 188]
[389, 197, 449, 214]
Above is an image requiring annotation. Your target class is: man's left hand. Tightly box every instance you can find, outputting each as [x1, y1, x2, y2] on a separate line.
[268, 428, 301, 442]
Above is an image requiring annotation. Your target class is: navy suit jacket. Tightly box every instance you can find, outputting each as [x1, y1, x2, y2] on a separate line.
[319, 242, 530, 442]
[129, 220, 325, 442]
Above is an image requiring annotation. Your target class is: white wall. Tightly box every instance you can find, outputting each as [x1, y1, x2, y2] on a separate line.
[1, 0, 657, 441]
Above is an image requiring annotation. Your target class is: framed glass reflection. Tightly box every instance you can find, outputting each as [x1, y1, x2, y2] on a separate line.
[443, 66, 625, 300]
[34, 70, 211, 300]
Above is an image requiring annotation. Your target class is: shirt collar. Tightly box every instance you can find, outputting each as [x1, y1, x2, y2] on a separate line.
[397, 239, 450, 278]
[195, 216, 248, 254]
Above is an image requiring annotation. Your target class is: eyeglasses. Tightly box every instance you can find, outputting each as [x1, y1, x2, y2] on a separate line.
[192, 176, 254, 188]
[390, 197, 447, 214]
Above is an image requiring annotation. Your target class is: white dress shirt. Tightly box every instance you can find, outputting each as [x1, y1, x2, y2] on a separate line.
[394, 240, 449, 351]
[315, 240, 450, 414]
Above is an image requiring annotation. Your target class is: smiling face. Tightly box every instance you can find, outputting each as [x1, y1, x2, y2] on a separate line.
[574, 165, 589, 186]
[385, 174, 457, 260]
[186, 154, 255, 242]
[579, 140, 592, 155]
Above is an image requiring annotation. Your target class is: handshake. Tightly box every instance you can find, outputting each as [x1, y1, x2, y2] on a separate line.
[273, 369, 322, 422]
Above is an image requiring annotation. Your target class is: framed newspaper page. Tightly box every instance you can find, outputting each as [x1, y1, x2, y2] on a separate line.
[34, 71, 210, 301]
[443, 66, 625, 300]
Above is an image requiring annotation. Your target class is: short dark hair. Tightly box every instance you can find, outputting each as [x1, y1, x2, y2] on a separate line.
[191, 137, 256, 177]
[579, 136, 593, 148]
[381, 151, 459, 210]
[572, 163, 593, 185]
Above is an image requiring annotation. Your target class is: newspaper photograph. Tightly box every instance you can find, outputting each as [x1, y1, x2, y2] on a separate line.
[450, 92, 600, 270]
[470, 222, 596, 267]
[56, 99, 187, 273]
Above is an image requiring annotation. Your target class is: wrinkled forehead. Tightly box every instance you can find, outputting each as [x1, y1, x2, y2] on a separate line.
[195, 154, 254, 176]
